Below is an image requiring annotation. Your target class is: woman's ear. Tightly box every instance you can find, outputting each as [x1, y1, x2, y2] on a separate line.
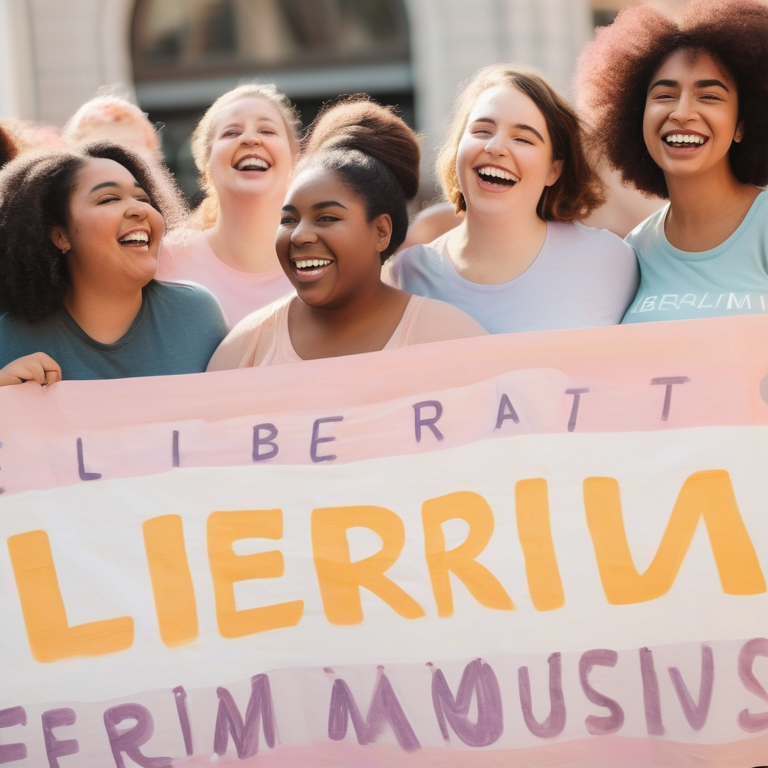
[50, 226, 71, 255]
[734, 120, 745, 143]
[545, 159, 563, 187]
[373, 213, 393, 254]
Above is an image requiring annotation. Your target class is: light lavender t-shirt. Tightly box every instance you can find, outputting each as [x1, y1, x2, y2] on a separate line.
[389, 221, 638, 334]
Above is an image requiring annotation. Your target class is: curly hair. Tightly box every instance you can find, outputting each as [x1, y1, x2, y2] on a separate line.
[190, 83, 301, 228]
[300, 96, 420, 260]
[0, 122, 17, 170]
[437, 64, 604, 221]
[0, 142, 184, 322]
[575, 0, 768, 198]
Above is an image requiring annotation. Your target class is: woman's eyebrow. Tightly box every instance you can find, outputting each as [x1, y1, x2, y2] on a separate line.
[649, 78, 730, 92]
[515, 123, 545, 142]
[695, 78, 730, 91]
[89, 181, 119, 193]
[311, 201, 348, 211]
[471, 117, 544, 142]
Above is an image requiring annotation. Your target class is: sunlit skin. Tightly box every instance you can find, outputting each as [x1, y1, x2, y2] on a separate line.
[276, 166, 411, 360]
[50, 157, 164, 343]
[457, 84, 562, 218]
[642, 49, 759, 251]
[446, 85, 562, 285]
[205, 97, 296, 273]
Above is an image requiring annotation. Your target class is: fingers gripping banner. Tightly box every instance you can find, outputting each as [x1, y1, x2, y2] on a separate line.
[1, 316, 767, 767]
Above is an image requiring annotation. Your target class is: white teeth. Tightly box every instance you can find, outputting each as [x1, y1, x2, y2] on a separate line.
[664, 134, 705, 145]
[119, 232, 149, 244]
[477, 165, 519, 183]
[294, 259, 331, 269]
[236, 157, 269, 171]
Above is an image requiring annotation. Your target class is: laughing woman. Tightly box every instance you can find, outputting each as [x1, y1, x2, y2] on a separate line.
[0, 143, 227, 386]
[576, 0, 768, 323]
[156, 84, 300, 327]
[388, 64, 638, 334]
[207, 99, 486, 369]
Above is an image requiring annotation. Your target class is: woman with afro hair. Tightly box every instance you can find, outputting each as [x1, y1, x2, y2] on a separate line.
[576, 0, 768, 323]
[0, 143, 227, 386]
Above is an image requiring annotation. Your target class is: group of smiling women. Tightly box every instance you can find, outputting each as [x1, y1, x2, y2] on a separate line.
[1, 0, 767, 388]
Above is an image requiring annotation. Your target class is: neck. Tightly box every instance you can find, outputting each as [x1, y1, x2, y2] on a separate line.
[303, 279, 393, 330]
[447, 207, 548, 284]
[205, 189, 284, 273]
[665, 167, 759, 251]
[65, 281, 145, 344]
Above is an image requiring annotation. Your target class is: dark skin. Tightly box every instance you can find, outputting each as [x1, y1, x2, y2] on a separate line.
[276, 166, 411, 360]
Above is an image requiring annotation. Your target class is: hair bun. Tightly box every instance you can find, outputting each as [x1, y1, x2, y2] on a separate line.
[303, 96, 420, 201]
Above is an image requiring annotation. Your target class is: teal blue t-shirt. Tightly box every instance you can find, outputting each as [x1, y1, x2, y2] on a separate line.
[0, 280, 227, 380]
[623, 190, 768, 323]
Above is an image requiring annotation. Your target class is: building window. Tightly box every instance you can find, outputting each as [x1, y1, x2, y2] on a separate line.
[132, 0, 413, 201]
[593, 9, 619, 27]
[132, 0, 409, 81]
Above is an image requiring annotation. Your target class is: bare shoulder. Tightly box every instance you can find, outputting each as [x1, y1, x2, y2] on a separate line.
[206, 297, 287, 370]
[410, 296, 488, 344]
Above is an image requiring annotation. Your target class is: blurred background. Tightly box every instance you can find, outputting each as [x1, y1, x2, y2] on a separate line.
[0, 0, 689, 204]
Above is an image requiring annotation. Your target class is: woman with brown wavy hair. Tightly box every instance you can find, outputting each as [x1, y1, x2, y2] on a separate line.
[389, 64, 638, 334]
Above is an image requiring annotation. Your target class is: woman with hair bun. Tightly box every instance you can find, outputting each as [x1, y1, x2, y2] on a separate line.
[156, 83, 300, 327]
[207, 98, 485, 369]
[388, 64, 638, 334]
[0, 143, 227, 386]
[576, 0, 768, 323]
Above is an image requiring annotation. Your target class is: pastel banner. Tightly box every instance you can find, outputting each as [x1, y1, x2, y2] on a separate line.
[1, 316, 768, 767]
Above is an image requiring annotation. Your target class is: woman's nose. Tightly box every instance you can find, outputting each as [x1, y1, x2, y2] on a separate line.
[291, 219, 316, 245]
[484, 133, 508, 156]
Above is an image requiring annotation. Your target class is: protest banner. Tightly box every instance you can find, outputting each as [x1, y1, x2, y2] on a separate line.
[0, 315, 767, 767]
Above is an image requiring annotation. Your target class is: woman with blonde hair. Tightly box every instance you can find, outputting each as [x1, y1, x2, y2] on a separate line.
[156, 83, 300, 326]
[389, 64, 638, 333]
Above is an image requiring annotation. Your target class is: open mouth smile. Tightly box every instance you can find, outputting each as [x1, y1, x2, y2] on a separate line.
[663, 133, 708, 148]
[235, 155, 270, 171]
[290, 257, 333, 282]
[476, 165, 519, 186]
[117, 229, 150, 247]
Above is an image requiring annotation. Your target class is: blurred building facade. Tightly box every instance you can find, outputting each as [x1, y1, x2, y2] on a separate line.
[0, 0, 666, 195]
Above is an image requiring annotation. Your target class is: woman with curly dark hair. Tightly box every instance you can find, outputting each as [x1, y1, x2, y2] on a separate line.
[0, 143, 227, 386]
[576, 0, 768, 323]
[388, 64, 638, 333]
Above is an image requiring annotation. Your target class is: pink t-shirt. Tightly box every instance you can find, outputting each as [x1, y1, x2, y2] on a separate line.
[207, 293, 487, 369]
[156, 230, 293, 327]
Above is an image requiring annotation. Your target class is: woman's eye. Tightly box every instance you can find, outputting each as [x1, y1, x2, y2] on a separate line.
[317, 215, 340, 223]
[222, 129, 240, 138]
[472, 129, 492, 137]
[97, 196, 119, 205]
[280, 216, 297, 226]
[513, 137, 533, 145]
